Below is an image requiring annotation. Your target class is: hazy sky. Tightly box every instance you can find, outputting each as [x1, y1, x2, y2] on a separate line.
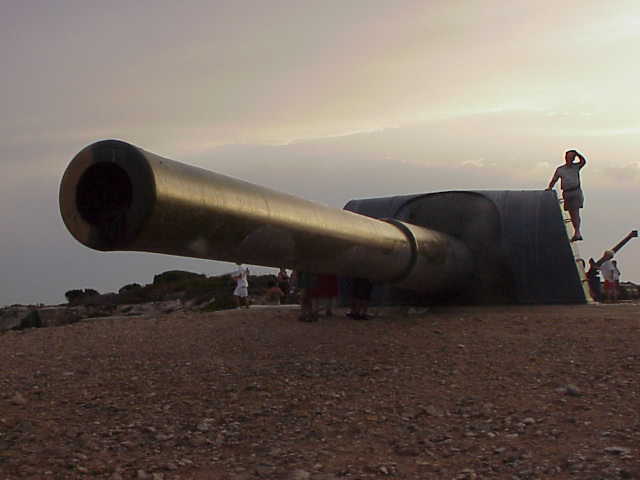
[2, 0, 639, 306]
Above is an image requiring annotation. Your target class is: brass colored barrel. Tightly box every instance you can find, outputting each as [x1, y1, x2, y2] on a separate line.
[59, 140, 472, 294]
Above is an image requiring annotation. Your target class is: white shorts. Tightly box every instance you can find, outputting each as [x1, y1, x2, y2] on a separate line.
[233, 286, 248, 297]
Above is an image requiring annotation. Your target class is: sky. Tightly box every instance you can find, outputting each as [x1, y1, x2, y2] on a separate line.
[2, 0, 639, 306]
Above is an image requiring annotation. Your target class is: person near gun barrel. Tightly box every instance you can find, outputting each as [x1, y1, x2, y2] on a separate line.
[546, 149, 587, 242]
[232, 263, 250, 308]
[600, 256, 621, 303]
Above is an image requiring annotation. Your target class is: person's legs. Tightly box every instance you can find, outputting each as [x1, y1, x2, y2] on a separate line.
[348, 298, 361, 318]
[568, 208, 582, 240]
[589, 278, 601, 302]
[322, 296, 334, 316]
[309, 296, 321, 321]
[355, 278, 372, 319]
[358, 298, 370, 319]
[299, 288, 311, 321]
[593, 280, 601, 302]
[348, 298, 365, 318]
[563, 189, 584, 241]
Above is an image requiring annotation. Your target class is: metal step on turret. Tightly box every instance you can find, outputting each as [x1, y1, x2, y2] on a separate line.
[558, 198, 595, 303]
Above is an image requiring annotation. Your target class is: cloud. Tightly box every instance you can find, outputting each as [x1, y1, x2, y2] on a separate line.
[2, 1, 640, 305]
[462, 158, 486, 168]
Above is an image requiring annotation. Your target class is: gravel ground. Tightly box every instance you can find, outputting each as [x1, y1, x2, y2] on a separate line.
[1, 303, 639, 480]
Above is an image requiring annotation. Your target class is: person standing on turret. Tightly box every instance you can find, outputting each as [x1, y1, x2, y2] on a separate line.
[546, 149, 587, 242]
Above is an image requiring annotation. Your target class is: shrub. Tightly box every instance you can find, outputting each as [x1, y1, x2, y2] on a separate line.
[65, 289, 85, 304]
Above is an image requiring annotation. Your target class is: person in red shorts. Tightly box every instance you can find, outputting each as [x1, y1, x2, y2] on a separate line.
[600, 257, 621, 303]
[305, 274, 338, 319]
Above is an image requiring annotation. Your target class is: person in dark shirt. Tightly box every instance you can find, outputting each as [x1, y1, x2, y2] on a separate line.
[347, 277, 373, 320]
[586, 258, 602, 302]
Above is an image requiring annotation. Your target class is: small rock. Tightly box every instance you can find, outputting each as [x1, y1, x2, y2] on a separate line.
[396, 445, 420, 456]
[288, 469, 311, 480]
[255, 464, 276, 477]
[196, 421, 210, 432]
[566, 384, 581, 396]
[229, 474, 252, 480]
[189, 434, 207, 447]
[604, 446, 631, 455]
[425, 405, 444, 417]
[10, 392, 27, 405]
[455, 468, 477, 479]
[522, 417, 536, 425]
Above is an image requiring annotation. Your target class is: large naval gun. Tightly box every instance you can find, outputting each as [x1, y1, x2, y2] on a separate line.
[60, 140, 586, 305]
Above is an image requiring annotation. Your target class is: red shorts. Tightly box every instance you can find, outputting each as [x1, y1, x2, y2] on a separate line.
[603, 280, 618, 291]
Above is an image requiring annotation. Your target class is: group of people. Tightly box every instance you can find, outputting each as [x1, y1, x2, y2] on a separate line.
[295, 273, 372, 322]
[230, 263, 373, 321]
[231, 265, 291, 307]
[587, 255, 622, 303]
[262, 268, 292, 305]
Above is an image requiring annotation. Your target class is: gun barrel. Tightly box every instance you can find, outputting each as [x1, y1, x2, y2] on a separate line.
[59, 140, 472, 294]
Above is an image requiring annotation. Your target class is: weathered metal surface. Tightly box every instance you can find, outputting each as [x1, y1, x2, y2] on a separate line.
[347, 190, 588, 304]
[60, 140, 472, 295]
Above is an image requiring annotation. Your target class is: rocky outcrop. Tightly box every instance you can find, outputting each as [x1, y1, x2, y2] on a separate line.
[0, 307, 82, 331]
[2, 270, 282, 333]
[1, 298, 219, 333]
[115, 299, 185, 316]
[0, 307, 35, 331]
[37, 307, 82, 328]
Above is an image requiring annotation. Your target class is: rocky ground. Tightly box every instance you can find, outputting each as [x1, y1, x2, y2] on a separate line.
[1, 303, 639, 480]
